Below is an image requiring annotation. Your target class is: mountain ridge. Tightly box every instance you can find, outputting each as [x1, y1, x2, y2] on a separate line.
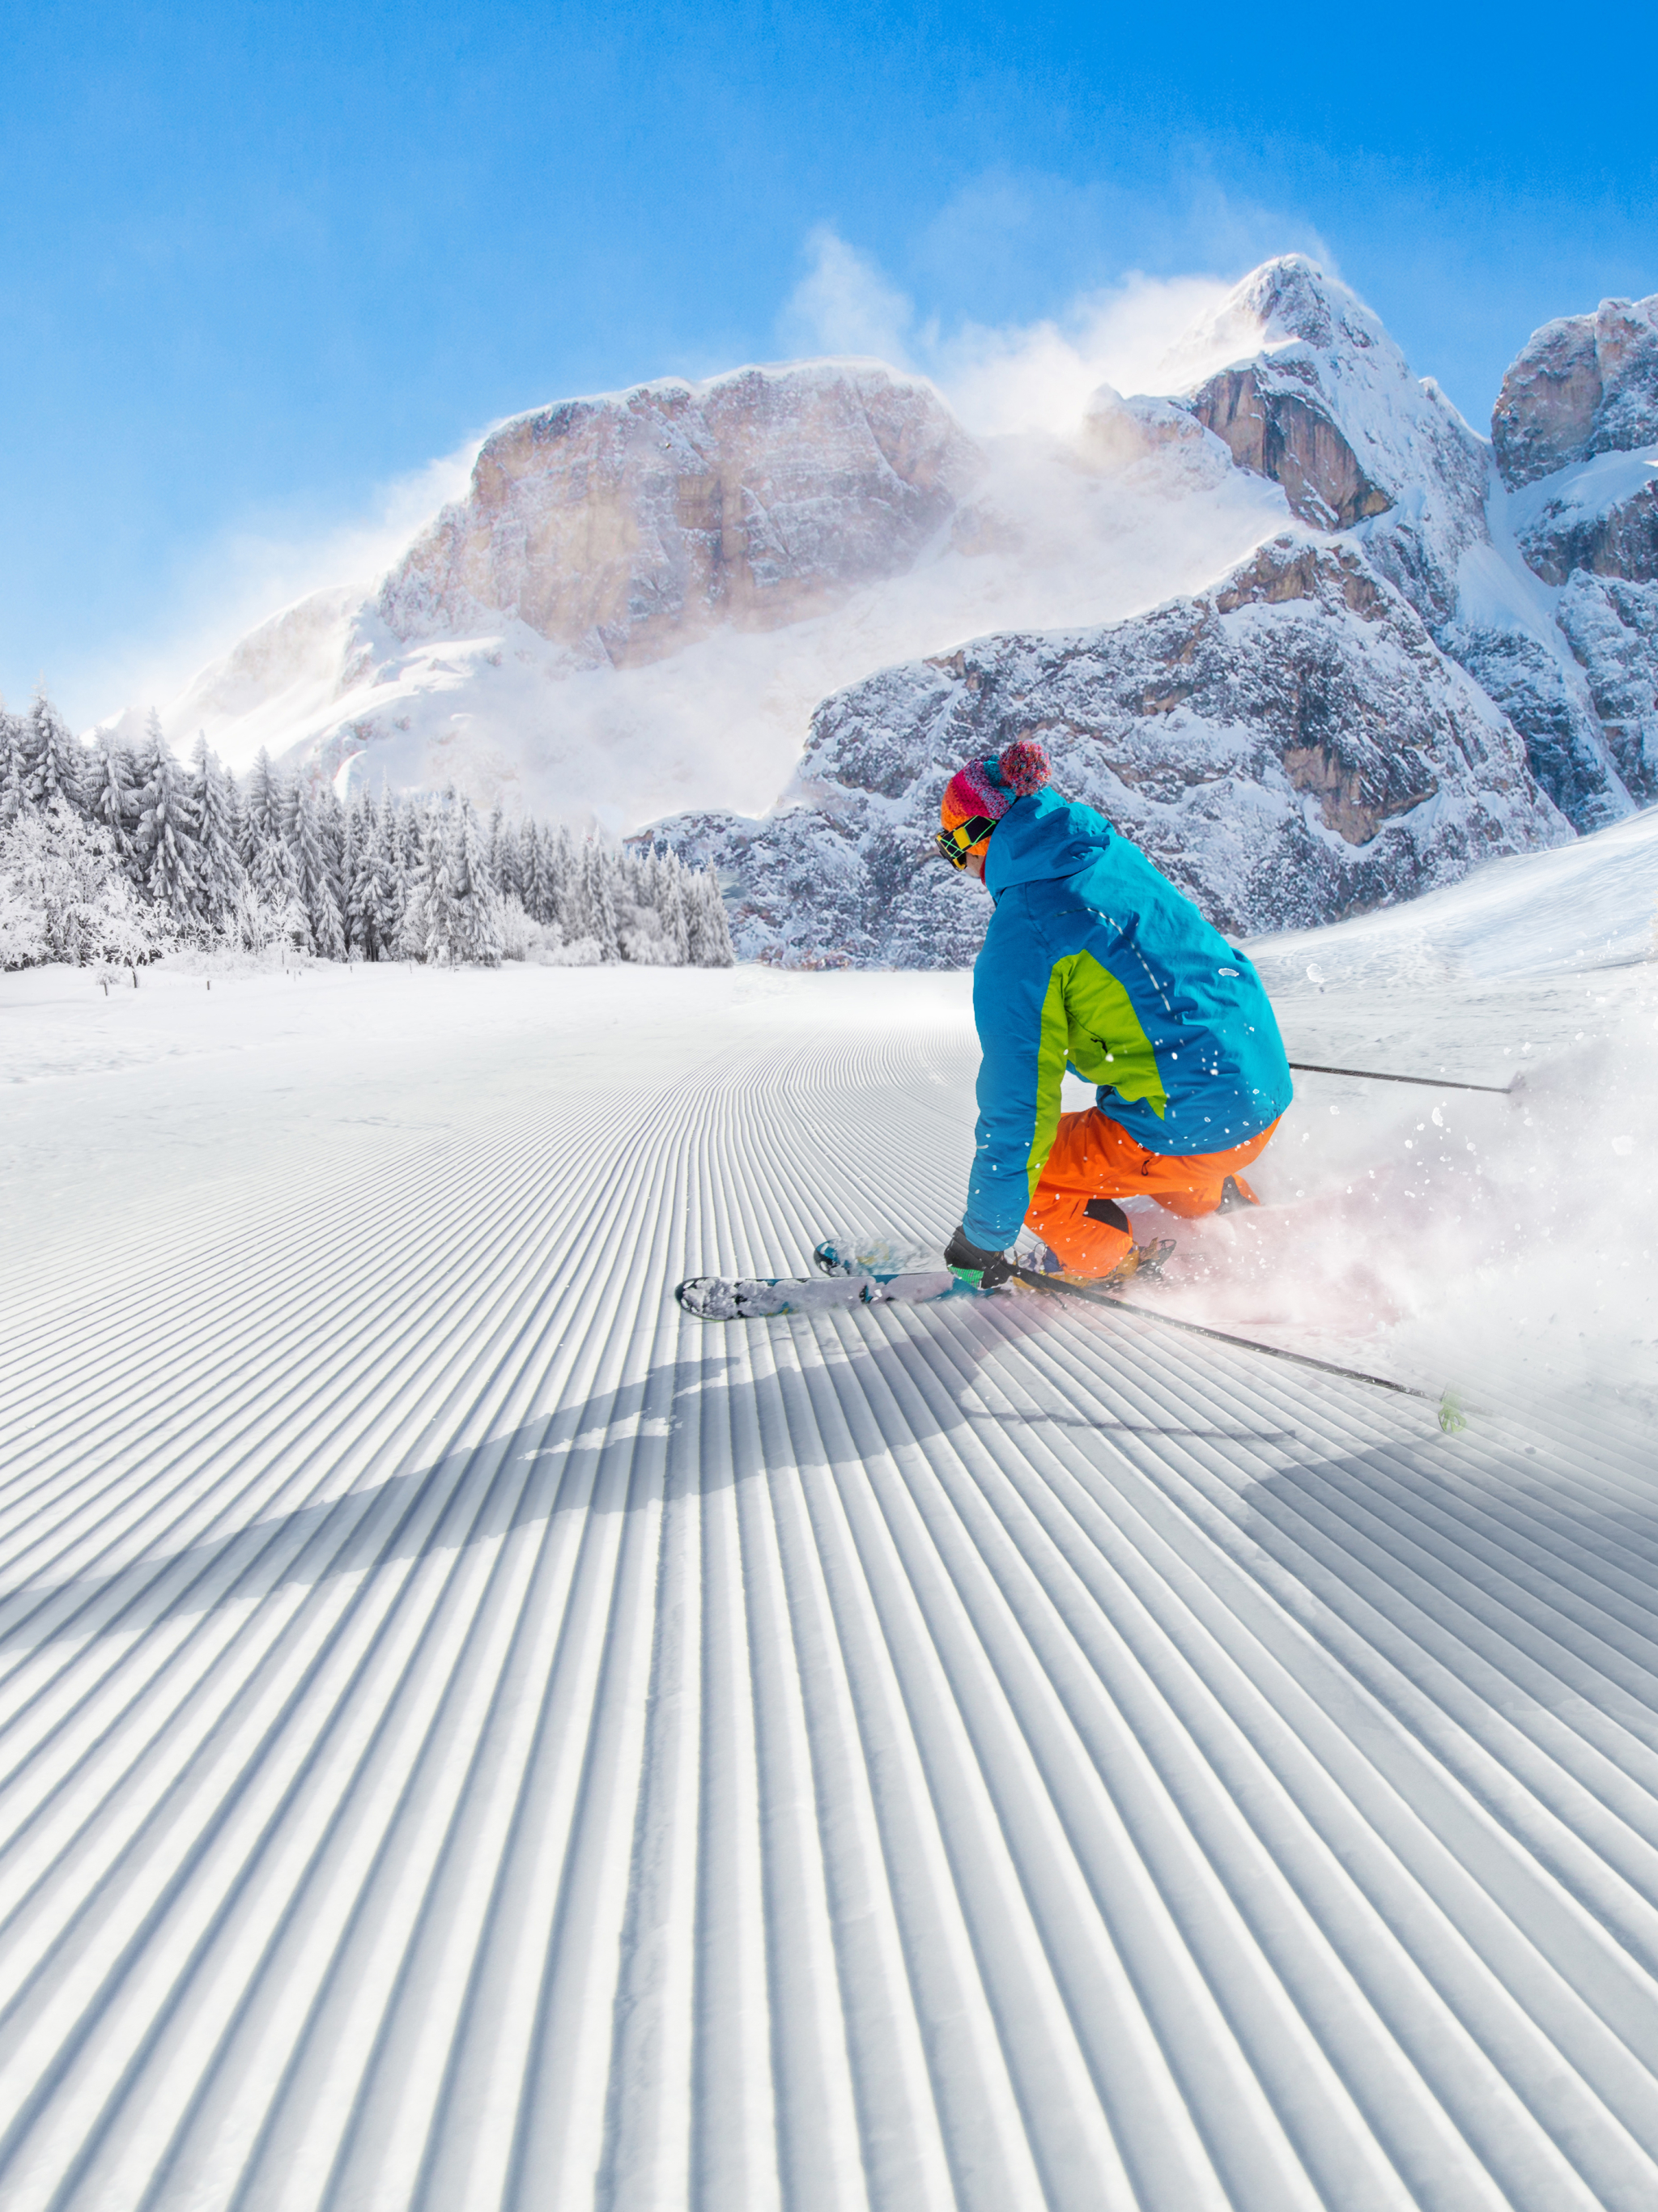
[97, 258, 1658, 961]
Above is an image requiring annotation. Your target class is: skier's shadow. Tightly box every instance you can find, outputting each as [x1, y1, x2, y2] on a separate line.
[0, 1300, 1308, 1660]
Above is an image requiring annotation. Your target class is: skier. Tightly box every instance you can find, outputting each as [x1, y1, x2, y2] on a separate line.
[937, 739, 1293, 1290]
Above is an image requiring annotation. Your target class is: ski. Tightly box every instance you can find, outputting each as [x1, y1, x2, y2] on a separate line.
[678, 1234, 1180, 1322]
[679, 1252, 1462, 1430]
[677, 1270, 964, 1319]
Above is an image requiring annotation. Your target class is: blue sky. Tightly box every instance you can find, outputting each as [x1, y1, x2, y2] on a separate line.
[3, 0, 1654, 727]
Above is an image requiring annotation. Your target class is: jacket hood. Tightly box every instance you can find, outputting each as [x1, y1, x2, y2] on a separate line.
[984, 787, 1114, 893]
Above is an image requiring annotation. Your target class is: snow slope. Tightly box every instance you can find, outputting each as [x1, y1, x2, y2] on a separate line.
[3, 815, 1658, 2209]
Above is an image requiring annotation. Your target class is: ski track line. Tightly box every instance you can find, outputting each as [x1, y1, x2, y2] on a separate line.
[3, 993, 1658, 2210]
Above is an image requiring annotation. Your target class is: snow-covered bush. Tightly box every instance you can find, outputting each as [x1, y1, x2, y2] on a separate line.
[227, 881, 310, 956]
[498, 895, 564, 963]
[0, 800, 161, 969]
[0, 875, 45, 970]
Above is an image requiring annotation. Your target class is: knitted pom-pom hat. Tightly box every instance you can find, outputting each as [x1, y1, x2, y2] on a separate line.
[940, 737, 1051, 832]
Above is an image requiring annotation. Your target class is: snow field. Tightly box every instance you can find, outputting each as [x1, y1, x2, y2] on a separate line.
[2, 821, 1658, 2210]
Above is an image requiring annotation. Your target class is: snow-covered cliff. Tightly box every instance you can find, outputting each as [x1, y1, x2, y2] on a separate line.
[1137, 258, 1652, 832]
[378, 364, 980, 666]
[1478, 295, 1658, 812]
[657, 536, 1566, 965]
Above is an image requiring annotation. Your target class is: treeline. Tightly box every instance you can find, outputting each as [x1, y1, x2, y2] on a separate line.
[0, 692, 734, 972]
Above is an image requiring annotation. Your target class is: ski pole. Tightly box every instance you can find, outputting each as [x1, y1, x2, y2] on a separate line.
[1010, 1266, 1448, 1410]
[1289, 1061, 1518, 1098]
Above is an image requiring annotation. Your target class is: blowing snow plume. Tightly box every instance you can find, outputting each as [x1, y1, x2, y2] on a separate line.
[1228, 806, 1658, 1408]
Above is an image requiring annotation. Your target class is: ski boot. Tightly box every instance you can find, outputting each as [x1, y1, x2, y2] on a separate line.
[1105, 1236, 1178, 1286]
[1024, 1235, 1177, 1292]
[1215, 1175, 1260, 1213]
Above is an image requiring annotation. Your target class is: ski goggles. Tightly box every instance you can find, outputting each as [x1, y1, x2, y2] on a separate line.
[934, 815, 997, 868]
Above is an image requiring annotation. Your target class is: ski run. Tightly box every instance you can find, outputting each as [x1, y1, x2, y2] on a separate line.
[2, 807, 1658, 2211]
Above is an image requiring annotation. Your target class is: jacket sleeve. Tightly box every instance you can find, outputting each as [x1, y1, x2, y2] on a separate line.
[963, 912, 1070, 1248]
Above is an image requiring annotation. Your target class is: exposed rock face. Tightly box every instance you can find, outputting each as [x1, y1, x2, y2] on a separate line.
[1557, 575, 1658, 804]
[1492, 294, 1658, 489]
[654, 537, 1566, 967]
[1515, 472, 1658, 587]
[1443, 623, 1623, 832]
[1172, 257, 1490, 635]
[1190, 368, 1392, 531]
[1490, 396, 1658, 818]
[378, 364, 981, 668]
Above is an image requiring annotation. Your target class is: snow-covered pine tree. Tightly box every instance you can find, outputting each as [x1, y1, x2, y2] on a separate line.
[609, 844, 659, 963]
[190, 734, 245, 931]
[542, 824, 568, 926]
[247, 810, 301, 921]
[585, 838, 622, 962]
[519, 827, 546, 920]
[0, 799, 161, 970]
[224, 763, 246, 863]
[345, 785, 375, 958]
[131, 712, 167, 874]
[396, 799, 437, 962]
[545, 825, 570, 925]
[1, 708, 29, 827]
[654, 849, 691, 963]
[23, 691, 83, 813]
[519, 823, 551, 924]
[687, 864, 736, 967]
[453, 794, 504, 965]
[289, 776, 346, 959]
[370, 810, 402, 960]
[83, 737, 139, 871]
[376, 786, 408, 951]
[242, 747, 285, 857]
[141, 726, 203, 930]
[395, 789, 424, 897]
[487, 802, 517, 905]
[551, 831, 581, 942]
[410, 798, 457, 963]
[318, 780, 351, 943]
[232, 751, 302, 946]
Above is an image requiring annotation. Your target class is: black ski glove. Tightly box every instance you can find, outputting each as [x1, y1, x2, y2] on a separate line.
[944, 1225, 1013, 1289]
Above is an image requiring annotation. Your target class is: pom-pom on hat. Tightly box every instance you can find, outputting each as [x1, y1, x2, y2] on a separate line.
[940, 737, 1051, 832]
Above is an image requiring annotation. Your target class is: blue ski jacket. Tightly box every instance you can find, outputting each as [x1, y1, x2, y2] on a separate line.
[962, 787, 1293, 1249]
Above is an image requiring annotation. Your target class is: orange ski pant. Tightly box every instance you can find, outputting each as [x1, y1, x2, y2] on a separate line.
[1023, 1109, 1282, 1278]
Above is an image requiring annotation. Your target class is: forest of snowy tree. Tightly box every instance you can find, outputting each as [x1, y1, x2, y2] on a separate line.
[0, 693, 736, 972]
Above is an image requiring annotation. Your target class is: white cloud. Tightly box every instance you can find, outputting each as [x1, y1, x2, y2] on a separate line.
[930, 273, 1244, 435]
[779, 225, 917, 366]
[775, 227, 1245, 437]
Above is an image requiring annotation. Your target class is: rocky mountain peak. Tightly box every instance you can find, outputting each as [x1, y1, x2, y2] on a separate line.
[376, 361, 981, 670]
[1493, 293, 1658, 490]
[1189, 253, 1388, 364]
[1171, 257, 1488, 616]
